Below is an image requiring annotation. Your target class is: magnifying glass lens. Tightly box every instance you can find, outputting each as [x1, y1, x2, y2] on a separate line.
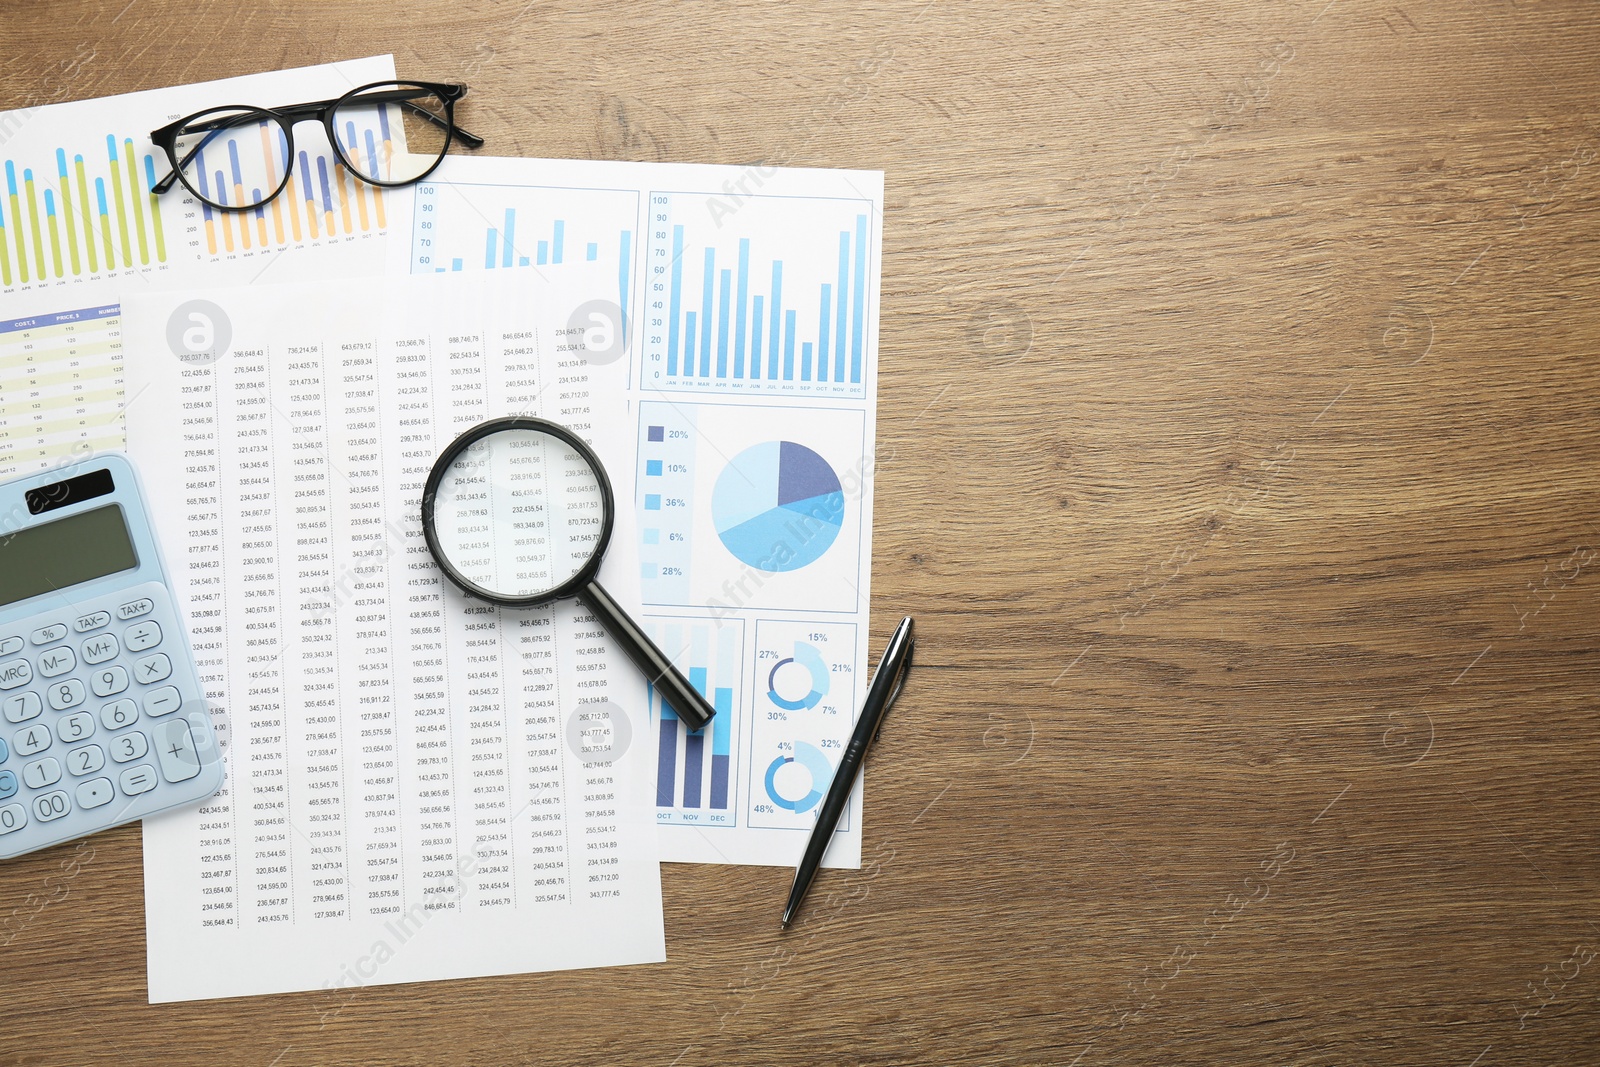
[430, 427, 606, 599]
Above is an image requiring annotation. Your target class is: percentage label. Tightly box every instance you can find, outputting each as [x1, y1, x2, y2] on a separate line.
[668, 532, 685, 541]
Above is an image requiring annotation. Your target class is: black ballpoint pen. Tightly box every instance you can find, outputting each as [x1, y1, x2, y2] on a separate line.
[781, 615, 915, 928]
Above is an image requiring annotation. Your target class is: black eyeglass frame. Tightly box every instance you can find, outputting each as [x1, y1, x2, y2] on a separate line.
[149, 80, 484, 212]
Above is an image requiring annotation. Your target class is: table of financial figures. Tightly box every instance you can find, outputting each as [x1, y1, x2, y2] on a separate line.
[166, 333, 631, 928]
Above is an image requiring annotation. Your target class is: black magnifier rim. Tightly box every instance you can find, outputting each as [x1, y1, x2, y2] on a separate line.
[421, 416, 616, 607]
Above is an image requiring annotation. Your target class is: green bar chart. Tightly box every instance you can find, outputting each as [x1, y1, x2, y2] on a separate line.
[0, 134, 169, 289]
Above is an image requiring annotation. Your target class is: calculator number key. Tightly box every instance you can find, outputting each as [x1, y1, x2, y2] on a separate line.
[57, 712, 95, 743]
[134, 654, 172, 685]
[82, 634, 120, 665]
[0, 659, 33, 691]
[3, 692, 41, 724]
[100, 699, 139, 731]
[68, 745, 105, 776]
[38, 646, 76, 678]
[0, 804, 24, 835]
[76, 778, 114, 809]
[110, 731, 149, 763]
[124, 622, 162, 653]
[32, 791, 70, 822]
[13, 723, 51, 756]
[48, 680, 86, 711]
[91, 666, 129, 698]
[119, 765, 158, 796]
[22, 757, 61, 789]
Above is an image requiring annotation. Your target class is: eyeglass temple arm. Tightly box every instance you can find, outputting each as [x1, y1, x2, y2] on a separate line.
[399, 99, 484, 148]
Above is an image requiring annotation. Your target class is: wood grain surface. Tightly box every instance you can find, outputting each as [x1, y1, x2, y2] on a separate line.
[2, 1, 1598, 1064]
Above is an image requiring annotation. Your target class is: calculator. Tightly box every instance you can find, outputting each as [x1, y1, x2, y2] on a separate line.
[0, 452, 223, 860]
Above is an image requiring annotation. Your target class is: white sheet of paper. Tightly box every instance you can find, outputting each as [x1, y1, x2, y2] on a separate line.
[122, 273, 664, 1002]
[0, 55, 398, 480]
[385, 156, 884, 868]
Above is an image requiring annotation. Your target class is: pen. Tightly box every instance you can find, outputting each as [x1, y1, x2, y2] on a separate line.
[781, 615, 915, 928]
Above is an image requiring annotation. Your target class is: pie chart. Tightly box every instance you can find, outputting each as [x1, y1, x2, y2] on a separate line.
[712, 441, 844, 572]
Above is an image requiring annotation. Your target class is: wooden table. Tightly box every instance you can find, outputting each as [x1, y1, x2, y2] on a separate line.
[3, 2, 1598, 1063]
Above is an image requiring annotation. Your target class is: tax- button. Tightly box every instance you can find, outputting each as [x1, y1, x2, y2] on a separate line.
[144, 687, 183, 717]
[119, 765, 158, 796]
[38, 646, 76, 678]
[30, 623, 68, 645]
[124, 622, 162, 652]
[76, 777, 114, 809]
[0, 659, 33, 690]
[74, 611, 111, 633]
[117, 598, 154, 621]
[134, 654, 172, 685]
[155, 718, 202, 783]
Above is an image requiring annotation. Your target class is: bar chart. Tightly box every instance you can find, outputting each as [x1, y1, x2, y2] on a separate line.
[649, 617, 743, 827]
[1, 137, 169, 290]
[747, 619, 857, 831]
[406, 180, 637, 339]
[641, 190, 874, 397]
[188, 114, 392, 254]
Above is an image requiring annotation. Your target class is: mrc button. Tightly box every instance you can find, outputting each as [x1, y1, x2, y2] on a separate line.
[0, 660, 33, 690]
[117, 598, 155, 621]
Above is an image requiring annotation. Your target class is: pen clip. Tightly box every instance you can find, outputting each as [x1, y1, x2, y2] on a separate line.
[874, 638, 913, 743]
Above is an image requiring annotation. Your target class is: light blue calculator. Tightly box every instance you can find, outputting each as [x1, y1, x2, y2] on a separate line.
[0, 452, 223, 860]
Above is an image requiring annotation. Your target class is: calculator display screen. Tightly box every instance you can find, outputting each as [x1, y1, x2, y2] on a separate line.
[0, 504, 139, 608]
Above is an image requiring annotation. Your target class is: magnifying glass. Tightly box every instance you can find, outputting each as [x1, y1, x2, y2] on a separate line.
[421, 416, 717, 732]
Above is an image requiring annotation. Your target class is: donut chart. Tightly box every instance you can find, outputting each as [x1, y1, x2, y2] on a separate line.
[763, 741, 834, 813]
[767, 641, 830, 711]
[711, 441, 844, 572]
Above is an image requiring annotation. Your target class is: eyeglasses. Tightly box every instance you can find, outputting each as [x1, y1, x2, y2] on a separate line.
[150, 80, 484, 212]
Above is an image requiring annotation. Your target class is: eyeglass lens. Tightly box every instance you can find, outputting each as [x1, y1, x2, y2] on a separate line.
[173, 107, 290, 210]
[332, 83, 452, 185]
[172, 82, 454, 209]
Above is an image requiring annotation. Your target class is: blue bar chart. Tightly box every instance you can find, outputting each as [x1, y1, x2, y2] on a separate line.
[649, 618, 742, 826]
[641, 191, 874, 397]
[407, 181, 637, 341]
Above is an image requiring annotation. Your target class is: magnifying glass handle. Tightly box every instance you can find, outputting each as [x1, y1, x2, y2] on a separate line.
[577, 581, 717, 732]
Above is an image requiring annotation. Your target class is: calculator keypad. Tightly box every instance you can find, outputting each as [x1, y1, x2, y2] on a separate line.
[0, 580, 224, 859]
